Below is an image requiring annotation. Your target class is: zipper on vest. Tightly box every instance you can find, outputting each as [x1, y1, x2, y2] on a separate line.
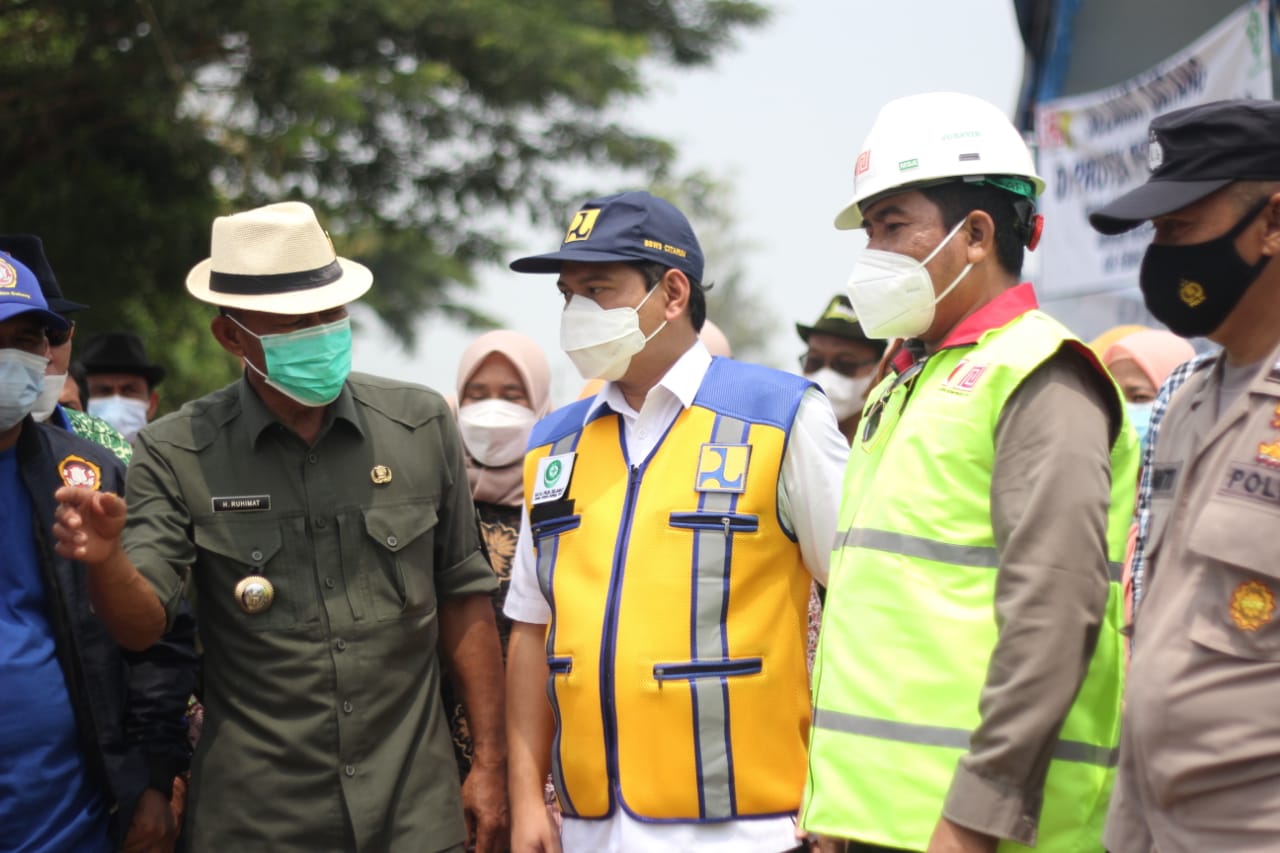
[653, 657, 763, 681]
[548, 656, 573, 675]
[668, 512, 759, 534]
[600, 463, 643, 805]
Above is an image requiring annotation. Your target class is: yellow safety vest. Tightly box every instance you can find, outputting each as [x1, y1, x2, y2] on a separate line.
[524, 358, 814, 821]
[801, 310, 1138, 851]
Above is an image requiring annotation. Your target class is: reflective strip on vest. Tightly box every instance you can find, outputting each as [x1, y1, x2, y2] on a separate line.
[812, 708, 1119, 768]
[538, 429, 581, 814]
[835, 527, 1126, 583]
[687, 414, 750, 819]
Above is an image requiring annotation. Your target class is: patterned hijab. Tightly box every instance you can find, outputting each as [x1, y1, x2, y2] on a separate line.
[455, 330, 551, 506]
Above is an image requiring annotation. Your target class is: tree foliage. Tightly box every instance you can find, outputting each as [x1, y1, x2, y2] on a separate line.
[1, 0, 767, 409]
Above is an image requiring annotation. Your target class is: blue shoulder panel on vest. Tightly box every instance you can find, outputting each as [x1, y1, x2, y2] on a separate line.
[528, 397, 598, 450]
[692, 358, 814, 429]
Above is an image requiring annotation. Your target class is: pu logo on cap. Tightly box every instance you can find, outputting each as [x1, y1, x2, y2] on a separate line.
[564, 208, 601, 244]
[0, 258, 16, 289]
[855, 150, 872, 176]
[1179, 279, 1206, 307]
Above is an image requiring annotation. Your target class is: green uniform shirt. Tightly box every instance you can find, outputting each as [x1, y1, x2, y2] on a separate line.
[63, 406, 132, 464]
[123, 373, 496, 852]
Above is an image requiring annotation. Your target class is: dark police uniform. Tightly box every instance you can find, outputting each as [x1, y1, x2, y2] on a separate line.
[123, 373, 496, 852]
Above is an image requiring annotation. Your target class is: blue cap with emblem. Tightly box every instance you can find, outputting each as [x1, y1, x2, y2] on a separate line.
[509, 190, 705, 282]
[0, 252, 71, 332]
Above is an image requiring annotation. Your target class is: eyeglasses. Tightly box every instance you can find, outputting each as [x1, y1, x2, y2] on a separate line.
[46, 320, 75, 347]
[860, 357, 928, 443]
[799, 352, 879, 378]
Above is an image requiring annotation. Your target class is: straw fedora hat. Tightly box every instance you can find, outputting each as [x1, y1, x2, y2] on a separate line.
[186, 201, 372, 313]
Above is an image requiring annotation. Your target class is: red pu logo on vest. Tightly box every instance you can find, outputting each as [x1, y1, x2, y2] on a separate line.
[942, 359, 987, 394]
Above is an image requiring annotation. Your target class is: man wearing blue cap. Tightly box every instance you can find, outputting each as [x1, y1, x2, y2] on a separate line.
[503, 190, 849, 852]
[0, 252, 196, 852]
[0, 234, 134, 463]
[1090, 98, 1280, 852]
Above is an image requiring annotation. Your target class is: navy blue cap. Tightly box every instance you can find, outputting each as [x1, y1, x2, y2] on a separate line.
[0, 234, 88, 315]
[0, 252, 72, 331]
[1091, 99, 1280, 235]
[510, 191, 705, 282]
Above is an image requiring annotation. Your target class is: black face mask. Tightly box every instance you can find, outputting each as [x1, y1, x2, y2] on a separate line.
[1139, 197, 1272, 338]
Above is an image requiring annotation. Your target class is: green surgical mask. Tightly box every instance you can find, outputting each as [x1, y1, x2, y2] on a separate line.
[231, 315, 353, 407]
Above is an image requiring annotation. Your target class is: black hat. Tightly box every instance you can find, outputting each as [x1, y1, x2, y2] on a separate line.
[1090, 99, 1280, 235]
[78, 332, 166, 387]
[796, 295, 877, 345]
[0, 234, 88, 315]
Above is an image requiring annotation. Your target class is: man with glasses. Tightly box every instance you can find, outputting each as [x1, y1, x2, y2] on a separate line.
[799, 92, 1140, 852]
[797, 295, 886, 443]
[0, 235, 132, 463]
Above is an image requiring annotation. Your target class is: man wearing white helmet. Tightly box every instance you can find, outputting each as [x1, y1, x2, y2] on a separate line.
[800, 92, 1139, 852]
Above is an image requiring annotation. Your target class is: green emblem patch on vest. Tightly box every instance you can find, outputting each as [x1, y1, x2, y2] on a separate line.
[695, 443, 751, 493]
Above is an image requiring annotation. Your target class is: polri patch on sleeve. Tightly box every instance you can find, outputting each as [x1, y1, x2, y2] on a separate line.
[695, 443, 751, 494]
[59, 455, 102, 490]
[532, 453, 575, 504]
[212, 495, 271, 513]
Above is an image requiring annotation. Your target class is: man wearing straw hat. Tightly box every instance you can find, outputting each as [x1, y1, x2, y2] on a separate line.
[53, 202, 507, 852]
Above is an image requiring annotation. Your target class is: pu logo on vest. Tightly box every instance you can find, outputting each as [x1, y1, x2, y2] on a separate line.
[564, 209, 601, 244]
[533, 452, 576, 503]
[695, 443, 751, 493]
[941, 359, 988, 394]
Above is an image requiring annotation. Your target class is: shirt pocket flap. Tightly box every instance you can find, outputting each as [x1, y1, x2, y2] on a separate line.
[1187, 497, 1280, 580]
[194, 520, 283, 567]
[362, 502, 438, 553]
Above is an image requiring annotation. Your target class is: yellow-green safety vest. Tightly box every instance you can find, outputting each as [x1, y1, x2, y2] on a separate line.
[801, 309, 1139, 851]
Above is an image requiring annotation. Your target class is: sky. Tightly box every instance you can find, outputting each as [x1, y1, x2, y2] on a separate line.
[350, 0, 1026, 404]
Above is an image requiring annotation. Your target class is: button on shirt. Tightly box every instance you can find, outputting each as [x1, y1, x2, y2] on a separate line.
[124, 375, 496, 852]
[505, 342, 850, 852]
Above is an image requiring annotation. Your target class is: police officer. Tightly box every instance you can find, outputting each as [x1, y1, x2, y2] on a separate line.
[800, 92, 1140, 852]
[1090, 98, 1280, 852]
[503, 191, 849, 852]
[53, 202, 507, 852]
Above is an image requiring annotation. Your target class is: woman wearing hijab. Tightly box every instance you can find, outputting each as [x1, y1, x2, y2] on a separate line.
[1101, 327, 1196, 638]
[443, 329, 551, 780]
[1102, 328, 1196, 446]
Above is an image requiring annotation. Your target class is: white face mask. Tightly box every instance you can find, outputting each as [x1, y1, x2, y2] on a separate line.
[31, 372, 67, 422]
[88, 394, 149, 441]
[0, 349, 49, 430]
[457, 398, 538, 467]
[807, 367, 872, 422]
[845, 217, 974, 340]
[559, 286, 667, 381]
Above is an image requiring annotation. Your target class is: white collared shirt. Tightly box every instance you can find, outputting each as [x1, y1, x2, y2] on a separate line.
[504, 341, 848, 853]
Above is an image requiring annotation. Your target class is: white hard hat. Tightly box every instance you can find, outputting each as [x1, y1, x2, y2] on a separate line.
[834, 92, 1044, 230]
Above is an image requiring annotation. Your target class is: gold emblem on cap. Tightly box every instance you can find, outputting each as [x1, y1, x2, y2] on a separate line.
[234, 575, 275, 615]
[1179, 279, 1206, 308]
[371, 464, 393, 485]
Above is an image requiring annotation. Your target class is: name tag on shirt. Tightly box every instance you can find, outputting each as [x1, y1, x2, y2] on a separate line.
[532, 453, 576, 504]
[1150, 464, 1179, 498]
[212, 495, 271, 513]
